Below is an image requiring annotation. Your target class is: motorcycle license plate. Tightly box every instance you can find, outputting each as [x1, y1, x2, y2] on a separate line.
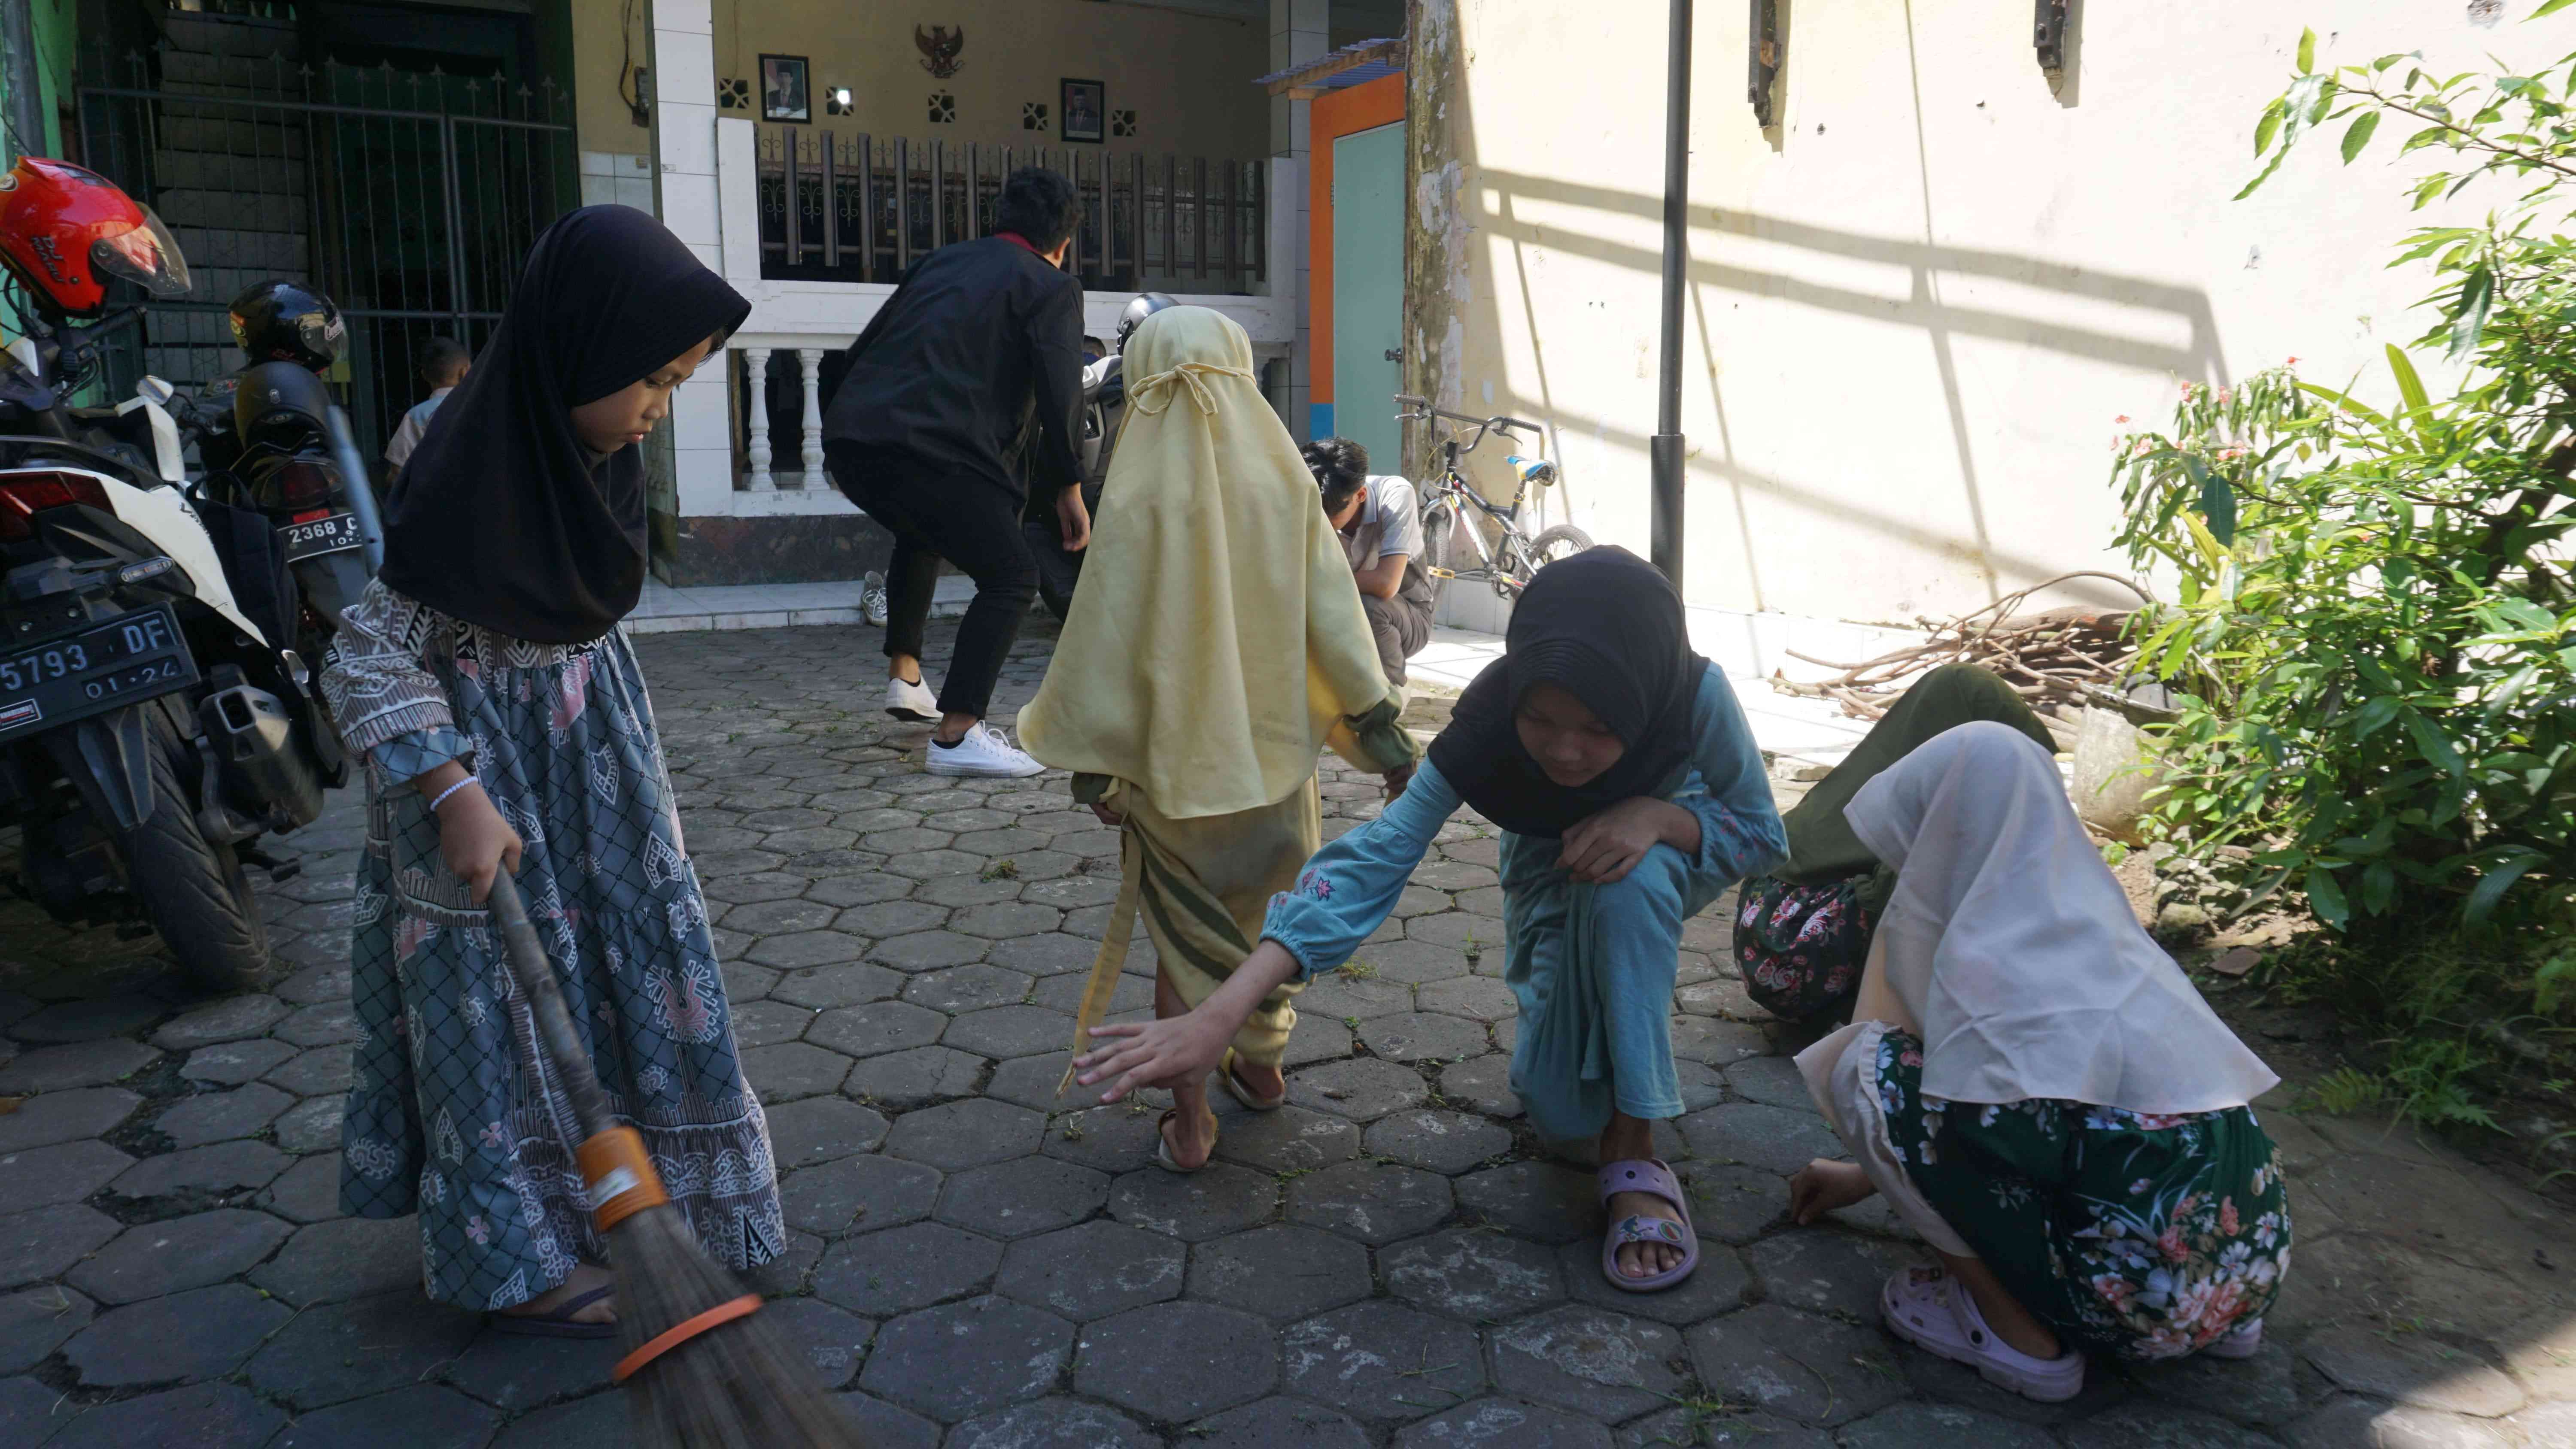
[283, 511, 362, 561]
[0, 607, 199, 746]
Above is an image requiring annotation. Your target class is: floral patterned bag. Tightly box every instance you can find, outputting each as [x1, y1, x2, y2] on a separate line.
[1732, 872, 1876, 1022]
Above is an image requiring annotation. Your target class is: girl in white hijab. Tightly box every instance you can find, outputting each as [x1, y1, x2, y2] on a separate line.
[1786, 722, 2290, 1402]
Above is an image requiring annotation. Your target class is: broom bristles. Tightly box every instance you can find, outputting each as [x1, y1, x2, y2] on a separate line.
[610, 1202, 863, 1448]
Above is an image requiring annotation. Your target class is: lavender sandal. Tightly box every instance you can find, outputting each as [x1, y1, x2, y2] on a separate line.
[1597, 1158, 1698, 1292]
[1881, 1266, 2084, 1402]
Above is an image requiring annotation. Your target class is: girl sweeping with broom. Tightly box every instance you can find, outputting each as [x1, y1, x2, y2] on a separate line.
[323, 206, 789, 1338]
[1019, 305, 1416, 1170]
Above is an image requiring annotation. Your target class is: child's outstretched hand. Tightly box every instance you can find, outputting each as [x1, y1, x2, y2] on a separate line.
[1074, 1011, 1231, 1104]
[435, 783, 525, 904]
[1788, 1158, 1875, 1225]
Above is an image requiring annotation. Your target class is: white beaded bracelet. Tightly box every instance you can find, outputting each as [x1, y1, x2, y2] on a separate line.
[427, 775, 480, 813]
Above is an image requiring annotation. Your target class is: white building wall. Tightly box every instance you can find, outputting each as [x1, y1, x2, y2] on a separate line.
[1422, 0, 2544, 623]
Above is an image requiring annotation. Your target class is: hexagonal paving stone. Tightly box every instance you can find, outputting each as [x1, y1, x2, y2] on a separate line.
[1356, 1012, 1492, 1064]
[273, 1002, 360, 1048]
[149, 994, 290, 1051]
[1187, 1396, 1373, 1448]
[10, 994, 163, 1044]
[916, 875, 1025, 910]
[900, 964, 1032, 1013]
[0, 1038, 157, 1094]
[981, 1051, 1086, 1111]
[1284, 1016, 1356, 1067]
[1686, 1304, 1906, 1428]
[764, 1097, 892, 1169]
[1677, 1103, 1845, 1173]
[439, 1330, 617, 1411]
[153, 1083, 294, 1148]
[805, 873, 914, 909]
[935, 1158, 1109, 1240]
[869, 930, 990, 970]
[1028, 969, 1153, 1016]
[1288, 1161, 1455, 1246]
[1358, 940, 1479, 984]
[1189, 1224, 1374, 1322]
[103, 1148, 287, 1204]
[1396, 1399, 1615, 1448]
[0, 1283, 94, 1373]
[1300, 973, 1416, 1020]
[1455, 1162, 1597, 1244]
[752, 1296, 876, 1390]
[741, 1041, 854, 1101]
[780, 1153, 942, 1236]
[1381, 1227, 1567, 1321]
[61, 1283, 290, 1386]
[946, 1397, 1154, 1448]
[1836, 1401, 2062, 1449]
[272, 1097, 345, 1155]
[841, 1044, 984, 1109]
[811, 1221, 1002, 1315]
[1212, 1105, 1361, 1174]
[67, 1208, 293, 1304]
[1280, 1300, 1487, 1422]
[244, 1214, 420, 1308]
[1438, 1056, 1522, 1119]
[857, 1295, 1074, 1424]
[730, 999, 820, 1048]
[1615, 1409, 1830, 1448]
[944, 1004, 1076, 1059]
[746, 931, 869, 970]
[180, 1038, 297, 1086]
[1747, 1230, 1927, 1319]
[883, 1098, 1045, 1170]
[1675, 1161, 1787, 1245]
[1668, 1017, 1769, 1067]
[995, 1219, 1185, 1320]
[988, 932, 1104, 976]
[264, 1382, 502, 1448]
[1288, 1057, 1430, 1122]
[0, 1139, 130, 1212]
[1489, 1304, 1694, 1420]
[252, 1152, 346, 1225]
[807, 1000, 947, 1059]
[1107, 1161, 1277, 1241]
[952, 903, 1063, 940]
[245, 1291, 484, 1410]
[1075, 1300, 1278, 1421]
[2059, 1403, 2295, 1449]
[1415, 975, 1518, 1023]
[263, 1046, 355, 1097]
[769, 963, 902, 1009]
[1042, 1104, 1166, 1172]
[1364, 1109, 1514, 1175]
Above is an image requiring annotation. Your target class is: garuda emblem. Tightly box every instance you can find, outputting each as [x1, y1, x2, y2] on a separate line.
[916, 26, 966, 79]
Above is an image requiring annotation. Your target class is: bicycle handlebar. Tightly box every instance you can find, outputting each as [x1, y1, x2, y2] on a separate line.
[1392, 394, 1545, 456]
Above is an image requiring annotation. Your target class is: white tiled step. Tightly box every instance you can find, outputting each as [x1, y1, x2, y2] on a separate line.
[629, 575, 973, 635]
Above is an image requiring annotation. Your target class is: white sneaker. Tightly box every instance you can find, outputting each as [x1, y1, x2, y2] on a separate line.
[860, 571, 889, 627]
[927, 722, 1045, 778]
[885, 675, 939, 722]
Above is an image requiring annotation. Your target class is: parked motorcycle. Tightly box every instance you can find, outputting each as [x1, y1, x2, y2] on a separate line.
[0, 158, 355, 990]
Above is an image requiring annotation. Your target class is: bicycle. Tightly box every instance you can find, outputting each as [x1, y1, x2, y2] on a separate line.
[1395, 394, 1594, 607]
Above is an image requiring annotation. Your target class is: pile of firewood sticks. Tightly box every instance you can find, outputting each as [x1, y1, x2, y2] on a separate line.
[1770, 571, 2159, 725]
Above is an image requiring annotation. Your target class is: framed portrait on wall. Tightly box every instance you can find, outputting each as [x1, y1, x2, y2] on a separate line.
[761, 54, 811, 123]
[1061, 78, 1105, 143]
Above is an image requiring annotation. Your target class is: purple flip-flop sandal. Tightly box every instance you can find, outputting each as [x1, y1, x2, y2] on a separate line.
[1597, 1158, 1698, 1292]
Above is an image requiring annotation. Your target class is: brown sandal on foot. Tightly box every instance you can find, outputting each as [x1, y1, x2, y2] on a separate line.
[1153, 1107, 1216, 1174]
[1217, 1047, 1286, 1112]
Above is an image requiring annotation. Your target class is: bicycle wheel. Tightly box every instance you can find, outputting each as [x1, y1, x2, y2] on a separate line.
[1501, 523, 1595, 594]
[1418, 501, 1460, 612]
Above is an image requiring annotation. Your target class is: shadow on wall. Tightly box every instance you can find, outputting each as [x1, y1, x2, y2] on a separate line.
[1471, 164, 2227, 615]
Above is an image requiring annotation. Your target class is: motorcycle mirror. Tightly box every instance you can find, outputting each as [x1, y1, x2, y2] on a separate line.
[135, 375, 176, 408]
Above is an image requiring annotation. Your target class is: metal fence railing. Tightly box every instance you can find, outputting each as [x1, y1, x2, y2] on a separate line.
[756, 131, 1267, 295]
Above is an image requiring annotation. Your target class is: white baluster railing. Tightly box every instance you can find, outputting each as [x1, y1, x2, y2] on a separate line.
[741, 347, 775, 492]
[798, 349, 826, 490]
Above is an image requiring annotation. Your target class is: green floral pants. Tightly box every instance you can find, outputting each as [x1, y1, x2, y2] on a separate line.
[1876, 1030, 2292, 1361]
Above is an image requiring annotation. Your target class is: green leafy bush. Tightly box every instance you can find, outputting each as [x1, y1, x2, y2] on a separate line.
[2111, 27, 2576, 944]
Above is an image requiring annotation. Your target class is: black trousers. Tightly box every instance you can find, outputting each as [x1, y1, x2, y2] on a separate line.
[829, 441, 1036, 720]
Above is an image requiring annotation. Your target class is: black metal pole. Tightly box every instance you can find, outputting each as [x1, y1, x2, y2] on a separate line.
[1650, 0, 1692, 586]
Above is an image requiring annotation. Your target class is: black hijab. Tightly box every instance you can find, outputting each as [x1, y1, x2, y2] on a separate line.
[1428, 546, 1710, 838]
[379, 206, 750, 645]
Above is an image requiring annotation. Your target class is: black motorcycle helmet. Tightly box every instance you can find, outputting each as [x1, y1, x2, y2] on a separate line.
[1115, 291, 1178, 354]
[228, 280, 345, 372]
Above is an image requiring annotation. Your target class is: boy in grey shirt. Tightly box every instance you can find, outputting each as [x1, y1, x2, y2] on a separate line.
[1303, 437, 1437, 685]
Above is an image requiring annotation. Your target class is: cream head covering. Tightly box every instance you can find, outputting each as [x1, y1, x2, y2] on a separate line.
[1019, 306, 1401, 818]
[1845, 721, 2279, 1113]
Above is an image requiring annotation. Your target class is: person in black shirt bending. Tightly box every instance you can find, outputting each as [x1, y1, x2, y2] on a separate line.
[824, 167, 1090, 777]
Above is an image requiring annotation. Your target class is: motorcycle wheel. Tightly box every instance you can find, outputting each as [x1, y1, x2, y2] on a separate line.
[1419, 503, 1459, 612]
[67, 700, 273, 992]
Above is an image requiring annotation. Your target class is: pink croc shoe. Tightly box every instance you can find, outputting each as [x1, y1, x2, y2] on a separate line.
[1880, 1266, 2085, 1403]
[1597, 1158, 1699, 1292]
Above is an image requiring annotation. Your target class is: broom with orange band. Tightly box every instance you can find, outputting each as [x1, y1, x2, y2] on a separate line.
[485, 872, 860, 1447]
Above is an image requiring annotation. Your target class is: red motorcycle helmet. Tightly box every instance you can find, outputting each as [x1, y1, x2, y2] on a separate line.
[0, 158, 191, 320]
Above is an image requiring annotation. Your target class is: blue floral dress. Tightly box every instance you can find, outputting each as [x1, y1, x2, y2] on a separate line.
[321, 581, 785, 1312]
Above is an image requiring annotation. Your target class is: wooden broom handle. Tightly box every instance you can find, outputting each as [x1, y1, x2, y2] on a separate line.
[487, 871, 620, 1141]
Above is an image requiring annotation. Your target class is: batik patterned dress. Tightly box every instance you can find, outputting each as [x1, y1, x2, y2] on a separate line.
[322, 579, 785, 1312]
[1873, 1028, 2291, 1360]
